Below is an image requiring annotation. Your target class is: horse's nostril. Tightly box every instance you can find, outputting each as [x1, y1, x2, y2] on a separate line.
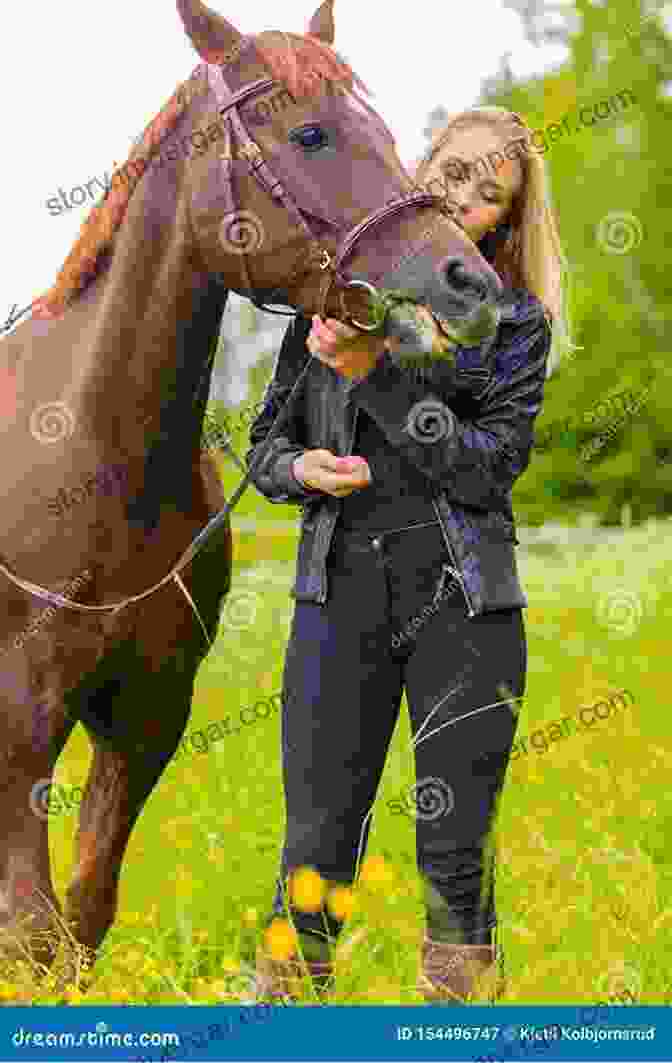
[442, 259, 488, 301]
[444, 261, 470, 290]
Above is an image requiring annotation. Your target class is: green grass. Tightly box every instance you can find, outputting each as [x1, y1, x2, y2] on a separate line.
[20, 518, 672, 1006]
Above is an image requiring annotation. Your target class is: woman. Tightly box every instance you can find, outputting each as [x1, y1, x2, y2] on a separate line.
[246, 106, 570, 1003]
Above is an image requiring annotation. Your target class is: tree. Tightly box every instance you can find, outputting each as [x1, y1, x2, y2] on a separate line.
[501, 0, 577, 48]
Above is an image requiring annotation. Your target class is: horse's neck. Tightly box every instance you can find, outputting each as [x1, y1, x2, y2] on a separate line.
[2, 169, 228, 543]
[80, 183, 226, 447]
[25, 167, 228, 449]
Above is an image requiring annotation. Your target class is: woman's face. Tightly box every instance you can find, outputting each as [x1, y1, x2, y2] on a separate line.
[418, 124, 523, 244]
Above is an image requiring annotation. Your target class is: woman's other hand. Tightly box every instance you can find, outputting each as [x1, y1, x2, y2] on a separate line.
[293, 450, 372, 497]
[307, 315, 387, 380]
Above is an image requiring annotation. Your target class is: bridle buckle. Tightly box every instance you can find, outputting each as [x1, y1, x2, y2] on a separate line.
[238, 140, 263, 166]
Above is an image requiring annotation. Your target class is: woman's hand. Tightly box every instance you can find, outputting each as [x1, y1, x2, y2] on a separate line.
[307, 315, 387, 380]
[293, 449, 372, 497]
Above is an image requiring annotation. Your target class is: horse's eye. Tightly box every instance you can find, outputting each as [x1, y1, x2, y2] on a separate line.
[290, 125, 329, 152]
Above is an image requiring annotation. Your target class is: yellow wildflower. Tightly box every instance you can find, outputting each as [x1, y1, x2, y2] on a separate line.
[359, 855, 395, 890]
[289, 867, 326, 913]
[327, 886, 357, 922]
[264, 918, 298, 961]
[220, 956, 241, 974]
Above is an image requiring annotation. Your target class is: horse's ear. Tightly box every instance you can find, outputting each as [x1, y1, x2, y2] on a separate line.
[176, 0, 243, 65]
[307, 0, 335, 45]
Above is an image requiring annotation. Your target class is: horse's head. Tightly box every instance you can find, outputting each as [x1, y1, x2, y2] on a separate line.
[177, 0, 504, 363]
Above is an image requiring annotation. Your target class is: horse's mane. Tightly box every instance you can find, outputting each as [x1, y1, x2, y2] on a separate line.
[33, 32, 370, 321]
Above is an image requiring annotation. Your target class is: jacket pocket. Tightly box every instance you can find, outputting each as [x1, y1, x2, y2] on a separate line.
[479, 539, 527, 610]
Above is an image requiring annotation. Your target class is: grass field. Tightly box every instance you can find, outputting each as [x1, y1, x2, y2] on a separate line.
[6, 512, 672, 1008]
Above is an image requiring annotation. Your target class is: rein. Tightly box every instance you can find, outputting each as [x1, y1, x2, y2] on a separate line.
[0, 55, 450, 642]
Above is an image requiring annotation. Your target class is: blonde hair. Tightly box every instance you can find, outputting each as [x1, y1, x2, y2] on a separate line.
[414, 106, 577, 364]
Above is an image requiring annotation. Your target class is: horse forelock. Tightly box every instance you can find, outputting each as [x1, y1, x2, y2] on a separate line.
[32, 31, 369, 323]
[253, 30, 370, 101]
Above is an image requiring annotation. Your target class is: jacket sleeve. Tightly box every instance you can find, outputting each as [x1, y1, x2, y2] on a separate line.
[245, 314, 324, 505]
[346, 295, 552, 509]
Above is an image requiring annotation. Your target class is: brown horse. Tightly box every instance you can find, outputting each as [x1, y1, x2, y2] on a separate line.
[0, 0, 503, 981]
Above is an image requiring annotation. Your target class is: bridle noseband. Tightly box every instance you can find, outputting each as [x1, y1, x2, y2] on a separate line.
[0, 52, 454, 634]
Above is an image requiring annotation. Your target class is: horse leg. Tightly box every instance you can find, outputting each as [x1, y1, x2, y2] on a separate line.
[65, 487, 231, 973]
[63, 659, 197, 968]
[0, 695, 77, 974]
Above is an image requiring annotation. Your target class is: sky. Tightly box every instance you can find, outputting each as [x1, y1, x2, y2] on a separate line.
[0, 0, 569, 325]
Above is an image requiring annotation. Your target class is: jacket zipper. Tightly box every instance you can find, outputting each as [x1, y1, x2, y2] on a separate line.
[431, 497, 476, 618]
[378, 519, 442, 536]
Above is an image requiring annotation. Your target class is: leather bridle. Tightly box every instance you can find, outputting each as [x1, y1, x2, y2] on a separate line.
[0, 54, 453, 638]
[206, 55, 452, 328]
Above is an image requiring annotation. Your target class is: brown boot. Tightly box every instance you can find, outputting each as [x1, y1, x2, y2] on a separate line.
[417, 935, 505, 1003]
[253, 945, 333, 1003]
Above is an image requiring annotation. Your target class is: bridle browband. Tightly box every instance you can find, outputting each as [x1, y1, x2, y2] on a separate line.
[0, 52, 453, 638]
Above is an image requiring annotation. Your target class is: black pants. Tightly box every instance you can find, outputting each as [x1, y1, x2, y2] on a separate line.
[270, 521, 526, 950]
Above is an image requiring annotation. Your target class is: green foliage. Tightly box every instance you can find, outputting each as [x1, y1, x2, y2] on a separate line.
[485, 0, 672, 525]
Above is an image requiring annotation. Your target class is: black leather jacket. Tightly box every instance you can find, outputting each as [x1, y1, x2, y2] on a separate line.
[246, 291, 551, 618]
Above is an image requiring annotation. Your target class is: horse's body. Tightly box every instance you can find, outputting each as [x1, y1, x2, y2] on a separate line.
[0, 0, 503, 980]
[1, 248, 232, 970]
